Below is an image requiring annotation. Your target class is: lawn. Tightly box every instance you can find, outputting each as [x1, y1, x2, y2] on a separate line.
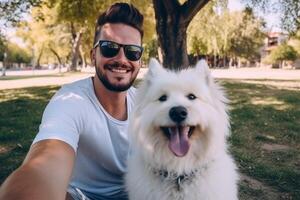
[0, 79, 299, 199]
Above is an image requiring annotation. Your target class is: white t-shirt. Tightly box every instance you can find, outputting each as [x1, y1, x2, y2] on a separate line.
[33, 77, 135, 200]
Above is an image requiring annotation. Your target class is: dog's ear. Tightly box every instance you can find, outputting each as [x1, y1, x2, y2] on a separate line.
[195, 59, 212, 85]
[147, 58, 164, 78]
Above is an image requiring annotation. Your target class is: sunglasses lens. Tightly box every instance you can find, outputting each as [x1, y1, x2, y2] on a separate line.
[98, 40, 142, 61]
[100, 41, 119, 58]
[125, 45, 143, 61]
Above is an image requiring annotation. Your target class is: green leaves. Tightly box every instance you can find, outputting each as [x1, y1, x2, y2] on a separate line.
[243, 0, 300, 33]
[187, 3, 265, 59]
[264, 43, 298, 65]
[0, 0, 43, 25]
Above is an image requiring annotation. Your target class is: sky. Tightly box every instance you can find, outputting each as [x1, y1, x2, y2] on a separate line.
[228, 0, 282, 31]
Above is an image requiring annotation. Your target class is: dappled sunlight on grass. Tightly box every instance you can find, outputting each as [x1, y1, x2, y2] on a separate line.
[225, 79, 300, 198]
[250, 97, 291, 110]
[230, 79, 300, 91]
[0, 86, 61, 182]
[0, 80, 299, 198]
[0, 87, 57, 103]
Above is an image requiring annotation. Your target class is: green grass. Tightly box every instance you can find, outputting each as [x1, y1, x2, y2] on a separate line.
[0, 86, 58, 180]
[0, 79, 299, 199]
[223, 80, 300, 199]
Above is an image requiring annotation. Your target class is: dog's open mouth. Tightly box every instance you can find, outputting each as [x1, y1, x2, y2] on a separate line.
[161, 126, 195, 157]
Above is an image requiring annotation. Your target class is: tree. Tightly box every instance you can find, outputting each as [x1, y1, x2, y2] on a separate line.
[16, 3, 71, 69]
[187, 4, 265, 67]
[0, 36, 5, 61]
[228, 8, 265, 61]
[48, 0, 103, 71]
[2, 0, 219, 69]
[0, 0, 42, 26]
[2, 0, 300, 71]
[243, 0, 300, 33]
[288, 30, 300, 55]
[264, 43, 298, 68]
[187, 1, 226, 67]
[7, 42, 32, 66]
[142, 38, 159, 64]
[152, 0, 210, 69]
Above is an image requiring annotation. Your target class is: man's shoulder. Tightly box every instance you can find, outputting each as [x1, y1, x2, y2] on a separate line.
[51, 77, 93, 105]
[62, 77, 92, 91]
[127, 86, 137, 100]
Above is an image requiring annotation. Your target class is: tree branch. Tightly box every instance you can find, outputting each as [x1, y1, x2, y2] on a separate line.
[181, 0, 211, 25]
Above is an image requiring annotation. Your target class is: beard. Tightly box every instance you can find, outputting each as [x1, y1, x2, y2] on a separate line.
[95, 62, 137, 92]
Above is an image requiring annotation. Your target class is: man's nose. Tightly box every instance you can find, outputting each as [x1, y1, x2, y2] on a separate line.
[115, 47, 128, 63]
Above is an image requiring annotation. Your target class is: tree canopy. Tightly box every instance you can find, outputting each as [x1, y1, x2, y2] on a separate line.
[264, 43, 298, 67]
[242, 0, 300, 33]
[1, 0, 299, 70]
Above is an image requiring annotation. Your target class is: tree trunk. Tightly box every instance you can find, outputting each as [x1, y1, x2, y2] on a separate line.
[83, 54, 88, 68]
[153, 0, 210, 70]
[229, 57, 233, 68]
[70, 23, 83, 71]
[153, 2, 188, 70]
[36, 47, 44, 69]
[79, 46, 85, 68]
[213, 54, 217, 68]
[49, 47, 63, 73]
[2, 52, 7, 76]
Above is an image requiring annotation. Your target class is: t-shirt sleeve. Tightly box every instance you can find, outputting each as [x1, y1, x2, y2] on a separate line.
[32, 87, 85, 152]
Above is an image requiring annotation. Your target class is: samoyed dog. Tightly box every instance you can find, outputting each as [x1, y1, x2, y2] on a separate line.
[126, 58, 239, 200]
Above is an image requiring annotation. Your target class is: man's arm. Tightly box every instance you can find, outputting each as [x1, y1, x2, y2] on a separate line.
[0, 139, 75, 200]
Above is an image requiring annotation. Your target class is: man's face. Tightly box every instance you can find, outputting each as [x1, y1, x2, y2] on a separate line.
[92, 23, 142, 92]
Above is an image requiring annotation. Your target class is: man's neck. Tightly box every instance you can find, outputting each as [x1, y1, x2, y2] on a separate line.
[92, 76, 128, 121]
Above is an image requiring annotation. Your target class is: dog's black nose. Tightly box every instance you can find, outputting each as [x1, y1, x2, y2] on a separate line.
[169, 106, 188, 123]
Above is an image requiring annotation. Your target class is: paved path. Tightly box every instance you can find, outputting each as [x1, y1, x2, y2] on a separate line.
[0, 68, 299, 90]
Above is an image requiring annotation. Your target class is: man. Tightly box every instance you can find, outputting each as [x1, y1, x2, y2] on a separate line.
[0, 3, 144, 200]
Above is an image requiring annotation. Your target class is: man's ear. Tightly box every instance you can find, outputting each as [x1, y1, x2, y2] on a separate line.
[90, 49, 96, 66]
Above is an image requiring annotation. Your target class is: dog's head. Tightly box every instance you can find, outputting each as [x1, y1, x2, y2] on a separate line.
[129, 58, 229, 171]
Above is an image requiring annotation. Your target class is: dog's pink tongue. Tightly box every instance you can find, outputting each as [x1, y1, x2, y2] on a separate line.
[168, 126, 190, 157]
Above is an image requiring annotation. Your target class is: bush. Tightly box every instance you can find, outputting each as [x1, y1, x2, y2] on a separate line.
[263, 44, 298, 66]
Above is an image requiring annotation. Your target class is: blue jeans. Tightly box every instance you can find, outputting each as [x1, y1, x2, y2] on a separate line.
[67, 186, 129, 200]
[67, 186, 91, 200]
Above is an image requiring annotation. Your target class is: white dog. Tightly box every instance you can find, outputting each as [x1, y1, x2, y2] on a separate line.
[126, 58, 239, 200]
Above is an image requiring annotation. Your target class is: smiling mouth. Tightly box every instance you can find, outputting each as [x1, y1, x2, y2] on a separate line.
[110, 68, 130, 74]
[161, 126, 195, 157]
[105, 63, 132, 74]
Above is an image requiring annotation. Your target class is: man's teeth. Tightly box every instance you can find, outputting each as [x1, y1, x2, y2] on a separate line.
[111, 68, 128, 73]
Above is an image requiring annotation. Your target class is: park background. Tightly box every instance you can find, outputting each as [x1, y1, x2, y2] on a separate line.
[0, 0, 299, 199]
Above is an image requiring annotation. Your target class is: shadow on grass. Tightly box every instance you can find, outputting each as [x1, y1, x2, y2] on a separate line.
[222, 81, 300, 199]
[0, 86, 59, 182]
[0, 80, 299, 199]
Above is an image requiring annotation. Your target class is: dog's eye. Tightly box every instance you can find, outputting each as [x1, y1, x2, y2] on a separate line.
[187, 93, 196, 100]
[158, 95, 168, 102]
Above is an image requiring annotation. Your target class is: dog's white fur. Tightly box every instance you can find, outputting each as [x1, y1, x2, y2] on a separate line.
[126, 58, 239, 200]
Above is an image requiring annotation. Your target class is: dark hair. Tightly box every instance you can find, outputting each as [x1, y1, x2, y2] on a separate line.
[93, 3, 144, 45]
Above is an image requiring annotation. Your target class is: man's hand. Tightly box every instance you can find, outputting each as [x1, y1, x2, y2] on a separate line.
[0, 139, 75, 200]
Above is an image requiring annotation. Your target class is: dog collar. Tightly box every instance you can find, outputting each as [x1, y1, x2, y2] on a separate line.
[149, 161, 213, 191]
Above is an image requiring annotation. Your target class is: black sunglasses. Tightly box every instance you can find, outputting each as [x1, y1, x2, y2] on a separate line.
[94, 40, 143, 61]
